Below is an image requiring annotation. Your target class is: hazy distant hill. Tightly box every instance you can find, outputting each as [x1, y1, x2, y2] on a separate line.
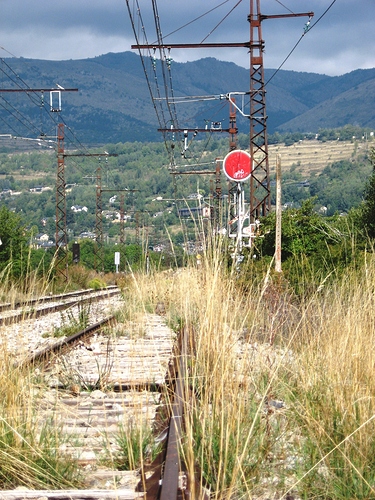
[0, 52, 374, 144]
[276, 77, 375, 132]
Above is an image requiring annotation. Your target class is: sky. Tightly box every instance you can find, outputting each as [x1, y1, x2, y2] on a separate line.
[0, 0, 374, 77]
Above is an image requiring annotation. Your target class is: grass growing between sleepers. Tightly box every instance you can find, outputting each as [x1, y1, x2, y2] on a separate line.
[3, 238, 375, 497]
[0, 358, 83, 489]
[120, 246, 375, 499]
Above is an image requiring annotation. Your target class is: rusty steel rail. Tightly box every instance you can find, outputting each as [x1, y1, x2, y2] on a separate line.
[138, 326, 209, 500]
[0, 287, 120, 326]
[159, 328, 188, 500]
[14, 302, 206, 497]
[15, 315, 116, 369]
[0, 285, 119, 313]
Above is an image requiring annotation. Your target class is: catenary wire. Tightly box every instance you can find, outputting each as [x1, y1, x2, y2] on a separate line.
[0, 52, 101, 156]
[0, 57, 106, 177]
[265, 0, 338, 86]
[151, 0, 180, 132]
[274, 0, 295, 15]
[0, 58, 42, 108]
[201, 0, 243, 44]
[151, 0, 233, 43]
[0, 112, 23, 137]
[0, 96, 42, 136]
[125, 0, 173, 158]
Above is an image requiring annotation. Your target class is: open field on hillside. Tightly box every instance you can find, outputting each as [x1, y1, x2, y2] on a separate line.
[0, 171, 50, 181]
[1, 139, 371, 179]
[267, 139, 370, 176]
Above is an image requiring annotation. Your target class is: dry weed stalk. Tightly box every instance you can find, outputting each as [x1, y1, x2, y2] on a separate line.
[125, 249, 375, 498]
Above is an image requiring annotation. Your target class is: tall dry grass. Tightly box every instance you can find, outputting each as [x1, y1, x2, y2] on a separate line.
[124, 248, 295, 497]
[0, 256, 92, 489]
[0, 351, 82, 488]
[0, 256, 53, 305]
[124, 246, 375, 499]
[2, 238, 375, 496]
[285, 252, 375, 499]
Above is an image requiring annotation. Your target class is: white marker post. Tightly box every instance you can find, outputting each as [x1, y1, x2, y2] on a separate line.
[114, 251, 120, 273]
[275, 154, 282, 273]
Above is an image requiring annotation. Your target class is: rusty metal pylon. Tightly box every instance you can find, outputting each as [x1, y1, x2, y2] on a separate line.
[55, 123, 68, 281]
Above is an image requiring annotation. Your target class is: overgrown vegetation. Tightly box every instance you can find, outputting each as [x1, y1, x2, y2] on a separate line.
[360, 147, 375, 238]
[3, 215, 375, 494]
[118, 236, 375, 498]
[0, 359, 82, 489]
[51, 303, 91, 338]
[0, 127, 373, 249]
[1, 144, 375, 495]
[114, 423, 162, 471]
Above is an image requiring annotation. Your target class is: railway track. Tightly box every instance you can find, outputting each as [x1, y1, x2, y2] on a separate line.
[1, 288, 202, 500]
[0, 286, 119, 312]
[0, 286, 121, 326]
[0, 287, 123, 363]
[1, 285, 293, 499]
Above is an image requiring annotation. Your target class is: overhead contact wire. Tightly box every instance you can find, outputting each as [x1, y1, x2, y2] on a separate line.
[0, 58, 85, 153]
[274, 0, 294, 15]
[151, 0, 180, 136]
[201, 0, 243, 43]
[266, 0, 338, 86]
[0, 96, 42, 136]
[153, 0, 232, 42]
[126, 0, 172, 158]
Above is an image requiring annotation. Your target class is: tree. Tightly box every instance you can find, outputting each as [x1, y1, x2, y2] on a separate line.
[0, 206, 29, 275]
[361, 148, 375, 238]
[257, 198, 328, 260]
[77, 239, 95, 269]
[253, 198, 360, 295]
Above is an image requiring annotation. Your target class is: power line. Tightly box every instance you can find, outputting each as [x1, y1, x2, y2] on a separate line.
[126, 2, 168, 131]
[126, 0, 182, 167]
[307, 0, 337, 33]
[201, 0, 243, 44]
[0, 59, 41, 107]
[0, 57, 89, 154]
[152, 0, 179, 131]
[151, 0, 234, 43]
[0, 95, 41, 136]
[274, 0, 294, 15]
[0, 113, 22, 137]
[265, 0, 338, 86]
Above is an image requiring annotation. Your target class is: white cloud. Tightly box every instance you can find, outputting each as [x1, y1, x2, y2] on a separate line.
[1, 28, 132, 61]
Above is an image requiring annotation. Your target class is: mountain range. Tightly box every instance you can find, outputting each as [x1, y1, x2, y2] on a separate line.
[0, 51, 374, 145]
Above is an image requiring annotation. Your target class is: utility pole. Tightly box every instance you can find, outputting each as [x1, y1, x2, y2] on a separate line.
[135, 211, 140, 244]
[96, 187, 139, 271]
[55, 123, 67, 280]
[210, 159, 223, 234]
[249, 0, 269, 220]
[248, 1, 312, 220]
[95, 166, 103, 272]
[227, 97, 244, 243]
[159, 99, 237, 235]
[58, 151, 117, 276]
[131, 1, 313, 223]
[120, 194, 125, 245]
[275, 154, 282, 273]
[0, 87, 78, 281]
